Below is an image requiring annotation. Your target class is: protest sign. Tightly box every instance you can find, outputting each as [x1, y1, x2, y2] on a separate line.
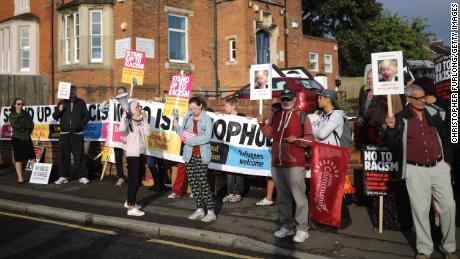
[29, 163, 52, 184]
[101, 146, 115, 163]
[250, 64, 272, 101]
[121, 50, 145, 85]
[363, 145, 399, 196]
[435, 55, 451, 100]
[25, 146, 45, 171]
[57, 82, 72, 99]
[371, 51, 404, 95]
[163, 74, 193, 119]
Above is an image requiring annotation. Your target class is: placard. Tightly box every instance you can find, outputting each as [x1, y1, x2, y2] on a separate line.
[363, 145, 399, 196]
[101, 146, 115, 163]
[434, 55, 451, 100]
[115, 38, 131, 59]
[371, 51, 404, 95]
[29, 163, 52, 184]
[136, 37, 154, 58]
[250, 64, 272, 100]
[121, 50, 146, 85]
[57, 82, 72, 99]
[25, 146, 45, 171]
[163, 74, 193, 118]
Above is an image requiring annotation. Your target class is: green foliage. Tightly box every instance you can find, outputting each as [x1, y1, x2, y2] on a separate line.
[302, 1, 432, 76]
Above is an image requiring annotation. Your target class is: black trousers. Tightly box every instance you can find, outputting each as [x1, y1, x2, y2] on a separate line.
[114, 147, 125, 179]
[147, 156, 165, 188]
[127, 155, 146, 205]
[59, 133, 87, 178]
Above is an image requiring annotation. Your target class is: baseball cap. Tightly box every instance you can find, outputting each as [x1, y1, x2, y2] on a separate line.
[281, 88, 295, 100]
[317, 89, 337, 101]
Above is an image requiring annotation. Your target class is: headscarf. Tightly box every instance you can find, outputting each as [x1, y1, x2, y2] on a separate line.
[128, 100, 143, 123]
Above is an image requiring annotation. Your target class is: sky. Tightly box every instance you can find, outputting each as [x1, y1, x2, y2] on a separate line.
[377, 0, 452, 46]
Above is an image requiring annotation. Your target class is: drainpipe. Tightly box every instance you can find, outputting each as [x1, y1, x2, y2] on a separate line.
[157, 0, 161, 95]
[283, 0, 288, 68]
[50, 0, 55, 104]
[213, 0, 219, 99]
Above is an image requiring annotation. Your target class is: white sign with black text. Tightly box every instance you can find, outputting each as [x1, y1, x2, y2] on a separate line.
[29, 163, 52, 184]
[57, 82, 72, 99]
[371, 51, 404, 95]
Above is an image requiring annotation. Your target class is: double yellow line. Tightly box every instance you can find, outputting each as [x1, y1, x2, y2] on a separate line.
[0, 211, 262, 259]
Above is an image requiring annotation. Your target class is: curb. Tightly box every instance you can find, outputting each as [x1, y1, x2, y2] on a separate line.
[0, 198, 328, 259]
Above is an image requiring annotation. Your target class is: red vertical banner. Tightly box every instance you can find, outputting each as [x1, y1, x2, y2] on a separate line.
[309, 142, 349, 227]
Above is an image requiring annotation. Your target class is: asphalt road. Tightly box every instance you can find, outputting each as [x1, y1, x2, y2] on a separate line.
[0, 210, 274, 259]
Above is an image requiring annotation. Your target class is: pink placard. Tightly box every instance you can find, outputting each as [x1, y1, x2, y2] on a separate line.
[111, 124, 126, 144]
[167, 74, 193, 98]
[124, 50, 146, 70]
[1, 125, 12, 139]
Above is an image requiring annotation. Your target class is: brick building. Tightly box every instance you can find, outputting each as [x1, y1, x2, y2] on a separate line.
[0, 0, 339, 105]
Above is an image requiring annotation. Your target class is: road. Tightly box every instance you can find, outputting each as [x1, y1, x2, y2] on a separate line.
[0, 210, 274, 259]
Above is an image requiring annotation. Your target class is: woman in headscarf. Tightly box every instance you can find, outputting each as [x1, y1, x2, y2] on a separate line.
[9, 98, 35, 183]
[119, 99, 150, 216]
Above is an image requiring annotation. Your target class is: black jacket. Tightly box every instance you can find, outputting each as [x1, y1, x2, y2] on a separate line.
[384, 105, 453, 165]
[52, 98, 90, 133]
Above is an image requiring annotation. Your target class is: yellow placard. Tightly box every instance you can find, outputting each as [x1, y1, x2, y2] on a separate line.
[147, 130, 181, 156]
[121, 67, 144, 85]
[101, 146, 115, 163]
[31, 124, 49, 140]
[163, 96, 189, 118]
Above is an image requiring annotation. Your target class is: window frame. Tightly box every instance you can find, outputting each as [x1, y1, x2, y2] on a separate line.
[15, 0, 30, 15]
[64, 14, 71, 64]
[167, 14, 188, 63]
[19, 26, 30, 72]
[90, 10, 103, 63]
[309, 52, 318, 72]
[0, 28, 11, 73]
[73, 12, 80, 64]
[324, 54, 332, 73]
[229, 39, 236, 62]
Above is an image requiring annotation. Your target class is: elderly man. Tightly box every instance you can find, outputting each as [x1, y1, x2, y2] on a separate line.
[384, 85, 456, 259]
[257, 88, 314, 243]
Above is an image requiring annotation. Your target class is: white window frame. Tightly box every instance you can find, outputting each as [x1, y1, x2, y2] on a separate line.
[168, 14, 188, 63]
[90, 10, 103, 63]
[324, 54, 332, 73]
[229, 39, 236, 62]
[73, 12, 80, 63]
[19, 26, 30, 72]
[309, 52, 318, 72]
[65, 14, 71, 64]
[15, 0, 30, 15]
[0, 28, 11, 73]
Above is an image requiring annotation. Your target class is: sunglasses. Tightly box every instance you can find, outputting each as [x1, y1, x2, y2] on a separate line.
[408, 95, 426, 101]
[281, 97, 293, 102]
[16, 103, 24, 106]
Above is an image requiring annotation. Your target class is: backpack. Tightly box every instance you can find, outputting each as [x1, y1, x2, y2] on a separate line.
[332, 114, 353, 149]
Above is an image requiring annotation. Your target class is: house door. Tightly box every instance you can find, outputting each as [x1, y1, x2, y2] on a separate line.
[256, 30, 270, 64]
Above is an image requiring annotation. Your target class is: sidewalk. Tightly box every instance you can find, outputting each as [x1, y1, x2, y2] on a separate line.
[0, 167, 457, 259]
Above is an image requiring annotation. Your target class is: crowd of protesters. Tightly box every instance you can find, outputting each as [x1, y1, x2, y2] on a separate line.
[9, 70, 458, 258]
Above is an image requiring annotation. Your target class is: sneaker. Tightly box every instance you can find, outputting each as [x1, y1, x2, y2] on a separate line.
[124, 201, 142, 210]
[189, 193, 194, 198]
[230, 194, 242, 203]
[201, 210, 216, 223]
[188, 208, 205, 220]
[274, 227, 295, 238]
[79, 177, 90, 184]
[168, 192, 179, 199]
[54, 177, 68, 185]
[256, 197, 273, 206]
[115, 178, 125, 187]
[293, 230, 309, 243]
[415, 253, 429, 259]
[223, 194, 234, 203]
[127, 207, 145, 217]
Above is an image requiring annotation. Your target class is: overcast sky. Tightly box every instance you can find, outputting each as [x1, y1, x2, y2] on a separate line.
[377, 0, 452, 46]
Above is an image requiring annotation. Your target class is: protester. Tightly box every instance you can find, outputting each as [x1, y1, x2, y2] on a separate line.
[168, 162, 187, 198]
[9, 98, 35, 183]
[147, 95, 167, 192]
[53, 85, 90, 184]
[173, 96, 216, 222]
[311, 89, 352, 230]
[257, 88, 314, 243]
[384, 85, 456, 259]
[114, 86, 128, 187]
[119, 99, 150, 216]
[221, 97, 246, 203]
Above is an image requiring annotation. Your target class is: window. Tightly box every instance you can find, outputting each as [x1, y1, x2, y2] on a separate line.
[65, 15, 71, 64]
[0, 28, 10, 73]
[324, 54, 332, 73]
[168, 14, 187, 63]
[229, 39, 236, 62]
[309, 52, 318, 72]
[90, 10, 102, 63]
[19, 26, 30, 71]
[74, 13, 80, 63]
[256, 30, 270, 64]
[15, 0, 30, 15]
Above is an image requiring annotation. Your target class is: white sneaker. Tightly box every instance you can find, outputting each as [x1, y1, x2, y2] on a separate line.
[79, 177, 90, 184]
[124, 201, 142, 210]
[54, 177, 68, 185]
[293, 230, 309, 243]
[168, 192, 179, 199]
[115, 178, 125, 187]
[189, 193, 194, 198]
[201, 210, 216, 223]
[256, 197, 273, 206]
[188, 208, 205, 220]
[274, 227, 295, 238]
[127, 207, 145, 217]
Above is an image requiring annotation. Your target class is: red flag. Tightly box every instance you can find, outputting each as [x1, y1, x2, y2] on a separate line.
[309, 142, 349, 227]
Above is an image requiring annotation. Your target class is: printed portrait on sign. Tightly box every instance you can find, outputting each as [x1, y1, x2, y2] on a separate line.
[254, 70, 269, 89]
[378, 59, 398, 82]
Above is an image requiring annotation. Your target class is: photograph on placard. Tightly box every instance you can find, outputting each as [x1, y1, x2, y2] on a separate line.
[249, 64, 272, 100]
[371, 51, 404, 95]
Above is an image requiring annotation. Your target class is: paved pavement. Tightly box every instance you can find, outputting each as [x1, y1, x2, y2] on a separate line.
[0, 166, 458, 259]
